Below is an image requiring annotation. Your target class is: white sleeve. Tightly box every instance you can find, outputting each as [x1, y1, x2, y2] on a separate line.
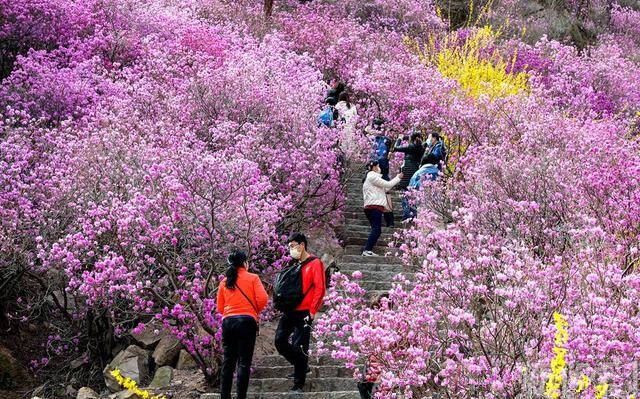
[370, 174, 400, 189]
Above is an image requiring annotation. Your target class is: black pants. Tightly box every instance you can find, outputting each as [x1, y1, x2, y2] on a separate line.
[220, 316, 258, 399]
[358, 381, 375, 399]
[274, 310, 312, 387]
[364, 208, 383, 251]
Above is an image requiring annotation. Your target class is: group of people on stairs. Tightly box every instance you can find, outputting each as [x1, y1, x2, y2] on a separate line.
[362, 122, 447, 256]
[216, 232, 326, 398]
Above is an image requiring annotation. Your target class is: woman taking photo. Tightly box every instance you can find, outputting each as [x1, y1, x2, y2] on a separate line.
[217, 250, 269, 399]
[362, 161, 402, 256]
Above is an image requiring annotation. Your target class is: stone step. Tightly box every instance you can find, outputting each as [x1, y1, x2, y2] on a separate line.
[345, 223, 396, 232]
[336, 262, 406, 273]
[343, 210, 403, 221]
[201, 391, 360, 399]
[344, 245, 398, 256]
[254, 355, 347, 368]
[344, 229, 396, 239]
[343, 236, 396, 247]
[334, 269, 411, 280]
[344, 218, 400, 228]
[236, 377, 356, 392]
[339, 255, 402, 265]
[252, 365, 353, 379]
[345, 197, 403, 205]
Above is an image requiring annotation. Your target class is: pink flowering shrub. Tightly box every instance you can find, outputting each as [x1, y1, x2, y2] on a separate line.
[317, 90, 640, 397]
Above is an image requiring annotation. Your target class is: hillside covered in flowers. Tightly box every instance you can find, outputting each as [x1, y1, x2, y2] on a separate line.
[1, 0, 640, 398]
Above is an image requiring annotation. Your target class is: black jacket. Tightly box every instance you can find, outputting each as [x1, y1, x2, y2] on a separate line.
[393, 139, 424, 190]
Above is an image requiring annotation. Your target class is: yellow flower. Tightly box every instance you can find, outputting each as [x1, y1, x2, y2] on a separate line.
[595, 383, 609, 399]
[407, 26, 529, 100]
[576, 374, 591, 393]
[109, 368, 167, 399]
[545, 312, 568, 399]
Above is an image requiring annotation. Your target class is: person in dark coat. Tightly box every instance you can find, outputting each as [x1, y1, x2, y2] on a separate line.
[325, 81, 345, 105]
[392, 132, 424, 190]
[424, 132, 446, 170]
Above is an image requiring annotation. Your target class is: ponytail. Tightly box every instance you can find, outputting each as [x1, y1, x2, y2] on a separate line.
[225, 250, 247, 289]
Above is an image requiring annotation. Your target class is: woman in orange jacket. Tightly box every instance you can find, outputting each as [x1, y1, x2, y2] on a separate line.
[217, 250, 268, 399]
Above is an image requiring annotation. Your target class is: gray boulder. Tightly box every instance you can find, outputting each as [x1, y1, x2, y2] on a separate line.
[152, 335, 181, 367]
[175, 350, 197, 370]
[103, 345, 151, 392]
[76, 387, 99, 399]
[148, 366, 174, 389]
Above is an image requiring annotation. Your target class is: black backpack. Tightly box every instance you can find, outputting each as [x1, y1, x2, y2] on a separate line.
[273, 256, 317, 312]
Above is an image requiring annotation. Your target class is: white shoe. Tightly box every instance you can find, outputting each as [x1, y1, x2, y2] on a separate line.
[362, 251, 379, 257]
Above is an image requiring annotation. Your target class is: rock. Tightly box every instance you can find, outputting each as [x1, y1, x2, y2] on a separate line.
[152, 335, 181, 367]
[70, 356, 86, 370]
[76, 387, 100, 399]
[115, 391, 141, 399]
[148, 366, 173, 389]
[66, 384, 78, 398]
[131, 321, 165, 349]
[0, 346, 27, 390]
[175, 350, 197, 370]
[103, 345, 151, 392]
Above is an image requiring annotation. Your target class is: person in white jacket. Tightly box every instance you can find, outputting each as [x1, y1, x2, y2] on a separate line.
[362, 160, 403, 256]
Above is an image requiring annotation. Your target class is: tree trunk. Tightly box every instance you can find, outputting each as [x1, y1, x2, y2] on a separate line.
[264, 0, 273, 18]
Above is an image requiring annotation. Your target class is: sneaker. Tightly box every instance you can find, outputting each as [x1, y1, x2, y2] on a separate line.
[290, 385, 304, 393]
[287, 367, 311, 378]
[362, 250, 379, 257]
[401, 218, 413, 225]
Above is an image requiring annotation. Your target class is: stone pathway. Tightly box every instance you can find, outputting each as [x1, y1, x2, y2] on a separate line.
[201, 164, 412, 399]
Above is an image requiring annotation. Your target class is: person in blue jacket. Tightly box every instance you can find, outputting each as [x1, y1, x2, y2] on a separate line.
[401, 153, 439, 222]
[424, 132, 446, 170]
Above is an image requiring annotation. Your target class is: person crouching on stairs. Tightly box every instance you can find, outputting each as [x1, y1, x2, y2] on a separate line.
[362, 161, 402, 256]
[217, 250, 269, 399]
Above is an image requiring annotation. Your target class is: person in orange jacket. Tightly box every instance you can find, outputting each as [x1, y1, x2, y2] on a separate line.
[217, 250, 268, 399]
[275, 232, 326, 392]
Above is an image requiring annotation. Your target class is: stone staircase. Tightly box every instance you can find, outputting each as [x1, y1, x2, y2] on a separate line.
[201, 165, 410, 399]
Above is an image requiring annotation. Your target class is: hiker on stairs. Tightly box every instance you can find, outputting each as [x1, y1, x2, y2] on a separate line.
[362, 161, 402, 256]
[217, 250, 269, 399]
[273, 232, 326, 393]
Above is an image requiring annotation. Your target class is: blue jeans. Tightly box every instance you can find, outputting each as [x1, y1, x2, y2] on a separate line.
[401, 197, 416, 221]
[364, 208, 383, 251]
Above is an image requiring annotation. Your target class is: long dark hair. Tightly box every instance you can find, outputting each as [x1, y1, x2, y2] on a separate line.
[225, 250, 247, 289]
[339, 92, 351, 109]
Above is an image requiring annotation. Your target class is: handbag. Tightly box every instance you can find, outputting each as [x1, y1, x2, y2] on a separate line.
[384, 193, 393, 212]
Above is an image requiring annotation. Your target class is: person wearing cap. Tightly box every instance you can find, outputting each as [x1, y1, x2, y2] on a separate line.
[217, 250, 269, 399]
[362, 161, 403, 256]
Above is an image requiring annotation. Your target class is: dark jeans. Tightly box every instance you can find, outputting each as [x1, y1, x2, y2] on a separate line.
[220, 316, 258, 399]
[364, 208, 383, 251]
[275, 310, 313, 387]
[378, 157, 389, 181]
[358, 381, 375, 399]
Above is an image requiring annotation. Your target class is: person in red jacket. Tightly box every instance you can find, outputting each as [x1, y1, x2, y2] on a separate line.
[217, 250, 268, 399]
[275, 232, 326, 392]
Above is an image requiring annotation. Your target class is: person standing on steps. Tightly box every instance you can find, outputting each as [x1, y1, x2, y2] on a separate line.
[367, 118, 395, 228]
[362, 161, 402, 257]
[392, 131, 424, 190]
[273, 232, 326, 393]
[217, 250, 269, 399]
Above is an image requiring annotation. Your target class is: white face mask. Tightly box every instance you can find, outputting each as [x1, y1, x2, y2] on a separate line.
[290, 247, 302, 259]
